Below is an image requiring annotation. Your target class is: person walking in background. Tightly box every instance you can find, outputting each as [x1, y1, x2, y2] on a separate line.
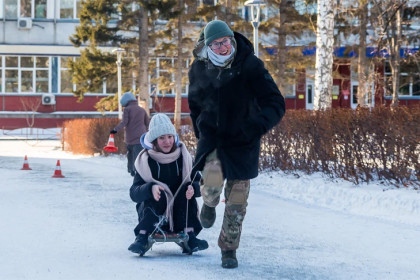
[128, 113, 208, 256]
[110, 92, 149, 177]
[188, 20, 285, 268]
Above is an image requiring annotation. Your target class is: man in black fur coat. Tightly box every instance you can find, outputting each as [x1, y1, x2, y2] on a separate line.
[188, 20, 286, 268]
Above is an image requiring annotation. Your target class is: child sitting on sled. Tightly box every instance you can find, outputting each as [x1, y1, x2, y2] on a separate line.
[128, 113, 208, 256]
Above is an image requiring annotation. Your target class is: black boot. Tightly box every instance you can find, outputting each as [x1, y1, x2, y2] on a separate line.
[221, 250, 238, 269]
[200, 204, 216, 228]
[187, 232, 209, 253]
[128, 234, 149, 255]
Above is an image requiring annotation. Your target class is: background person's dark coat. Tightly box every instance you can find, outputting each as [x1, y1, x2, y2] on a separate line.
[188, 32, 286, 180]
[114, 100, 149, 145]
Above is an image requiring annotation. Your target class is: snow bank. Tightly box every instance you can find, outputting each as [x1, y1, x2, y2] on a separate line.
[253, 171, 420, 226]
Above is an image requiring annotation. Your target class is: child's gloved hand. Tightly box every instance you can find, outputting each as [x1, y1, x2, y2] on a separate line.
[186, 185, 194, 200]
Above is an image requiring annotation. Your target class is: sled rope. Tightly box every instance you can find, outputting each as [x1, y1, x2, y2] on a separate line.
[149, 169, 199, 241]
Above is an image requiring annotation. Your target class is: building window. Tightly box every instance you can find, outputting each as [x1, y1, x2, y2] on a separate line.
[60, 56, 125, 95]
[384, 62, 420, 96]
[5, 0, 18, 18]
[2, 55, 50, 93]
[307, 84, 313, 104]
[156, 58, 174, 95]
[413, 75, 420, 96]
[182, 59, 189, 94]
[105, 75, 117, 94]
[36, 57, 49, 92]
[60, 57, 75, 93]
[60, 0, 81, 19]
[202, 0, 216, 5]
[0, 57, 2, 92]
[21, 56, 34, 92]
[104, 71, 134, 95]
[20, 0, 31, 17]
[149, 57, 190, 96]
[283, 83, 295, 97]
[5, 70, 18, 92]
[60, 0, 72, 18]
[35, 0, 47, 18]
[122, 69, 135, 93]
[284, 69, 296, 97]
[352, 85, 358, 104]
[5, 56, 18, 92]
[9, 0, 47, 18]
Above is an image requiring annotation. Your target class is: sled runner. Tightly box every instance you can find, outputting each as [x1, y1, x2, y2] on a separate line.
[134, 172, 203, 257]
[146, 231, 193, 255]
[138, 216, 193, 256]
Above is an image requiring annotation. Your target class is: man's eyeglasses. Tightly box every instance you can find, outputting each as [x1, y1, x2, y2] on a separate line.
[209, 38, 232, 51]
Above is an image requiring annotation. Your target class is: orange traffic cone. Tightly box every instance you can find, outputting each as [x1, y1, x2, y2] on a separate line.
[21, 155, 32, 170]
[103, 134, 118, 152]
[52, 160, 65, 178]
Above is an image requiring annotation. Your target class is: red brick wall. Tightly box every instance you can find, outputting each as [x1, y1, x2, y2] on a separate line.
[1, 95, 103, 112]
[0, 118, 68, 130]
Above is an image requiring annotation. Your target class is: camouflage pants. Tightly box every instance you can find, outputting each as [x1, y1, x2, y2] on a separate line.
[218, 179, 250, 251]
[200, 150, 225, 207]
[200, 150, 250, 251]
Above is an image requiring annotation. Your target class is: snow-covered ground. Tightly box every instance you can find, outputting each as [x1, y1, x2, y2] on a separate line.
[0, 128, 61, 140]
[1, 139, 420, 280]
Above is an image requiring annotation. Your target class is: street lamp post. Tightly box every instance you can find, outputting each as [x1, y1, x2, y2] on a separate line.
[112, 48, 125, 120]
[244, 0, 266, 58]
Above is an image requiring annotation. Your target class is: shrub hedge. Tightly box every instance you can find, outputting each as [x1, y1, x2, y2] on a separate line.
[63, 118, 126, 155]
[259, 106, 420, 187]
[63, 106, 419, 186]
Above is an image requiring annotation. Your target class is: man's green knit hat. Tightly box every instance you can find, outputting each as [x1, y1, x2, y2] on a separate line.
[204, 20, 234, 46]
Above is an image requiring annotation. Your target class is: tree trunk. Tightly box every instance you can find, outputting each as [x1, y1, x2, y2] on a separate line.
[174, 0, 183, 132]
[276, 1, 287, 94]
[390, 3, 402, 107]
[225, 0, 232, 24]
[314, 0, 335, 110]
[139, 6, 150, 116]
[357, 1, 368, 107]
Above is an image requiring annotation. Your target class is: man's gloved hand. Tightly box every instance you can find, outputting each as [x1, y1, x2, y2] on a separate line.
[110, 129, 117, 134]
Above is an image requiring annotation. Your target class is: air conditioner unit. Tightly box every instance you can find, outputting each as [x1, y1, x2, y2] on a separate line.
[42, 94, 56, 105]
[17, 18, 32, 30]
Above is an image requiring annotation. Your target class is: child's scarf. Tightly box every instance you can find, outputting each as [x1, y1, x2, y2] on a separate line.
[134, 142, 192, 231]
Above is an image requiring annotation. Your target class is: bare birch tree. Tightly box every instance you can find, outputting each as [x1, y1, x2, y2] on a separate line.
[357, 0, 369, 107]
[20, 97, 42, 134]
[314, 0, 335, 110]
[275, 0, 289, 94]
[371, 0, 408, 107]
[139, 5, 150, 115]
[174, 0, 184, 132]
